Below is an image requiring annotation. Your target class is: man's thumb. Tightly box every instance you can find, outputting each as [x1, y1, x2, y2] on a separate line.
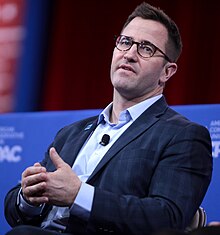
[49, 147, 64, 169]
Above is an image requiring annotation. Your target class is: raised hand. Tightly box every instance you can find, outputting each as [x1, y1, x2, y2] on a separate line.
[42, 147, 82, 207]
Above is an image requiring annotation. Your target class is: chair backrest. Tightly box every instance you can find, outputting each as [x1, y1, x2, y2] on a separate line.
[185, 207, 207, 232]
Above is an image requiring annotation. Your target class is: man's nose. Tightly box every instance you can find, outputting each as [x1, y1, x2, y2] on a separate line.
[123, 44, 138, 61]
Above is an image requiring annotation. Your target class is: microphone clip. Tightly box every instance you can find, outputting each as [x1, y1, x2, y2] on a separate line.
[99, 134, 110, 146]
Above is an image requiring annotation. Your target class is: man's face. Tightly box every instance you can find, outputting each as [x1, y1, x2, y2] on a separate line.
[110, 17, 172, 101]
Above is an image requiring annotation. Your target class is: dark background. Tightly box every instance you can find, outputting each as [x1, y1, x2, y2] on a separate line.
[16, 0, 220, 111]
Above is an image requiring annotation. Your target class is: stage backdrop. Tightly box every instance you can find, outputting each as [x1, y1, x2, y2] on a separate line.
[1, 0, 220, 113]
[1, 105, 220, 234]
[0, 0, 25, 113]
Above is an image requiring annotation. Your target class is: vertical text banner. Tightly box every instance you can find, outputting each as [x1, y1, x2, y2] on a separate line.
[0, 0, 26, 113]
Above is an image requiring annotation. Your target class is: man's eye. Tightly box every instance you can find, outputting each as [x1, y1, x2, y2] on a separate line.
[120, 38, 130, 45]
[141, 44, 154, 53]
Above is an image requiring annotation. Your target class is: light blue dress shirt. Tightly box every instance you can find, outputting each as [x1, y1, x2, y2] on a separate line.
[18, 95, 162, 231]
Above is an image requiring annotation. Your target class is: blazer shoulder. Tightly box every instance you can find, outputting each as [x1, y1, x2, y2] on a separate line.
[164, 106, 210, 135]
[56, 115, 98, 136]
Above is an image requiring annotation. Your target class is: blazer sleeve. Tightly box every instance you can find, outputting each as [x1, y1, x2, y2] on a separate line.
[4, 184, 52, 227]
[4, 116, 98, 229]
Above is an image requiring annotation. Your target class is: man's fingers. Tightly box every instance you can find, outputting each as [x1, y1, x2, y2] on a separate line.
[22, 165, 46, 179]
[34, 162, 42, 167]
[49, 147, 65, 169]
[22, 181, 47, 199]
[22, 171, 47, 188]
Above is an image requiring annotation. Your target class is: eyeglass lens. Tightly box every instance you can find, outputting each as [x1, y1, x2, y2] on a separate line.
[115, 35, 172, 62]
[116, 35, 156, 58]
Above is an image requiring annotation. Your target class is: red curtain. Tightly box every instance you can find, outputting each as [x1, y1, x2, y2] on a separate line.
[0, 0, 26, 113]
[42, 0, 220, 111]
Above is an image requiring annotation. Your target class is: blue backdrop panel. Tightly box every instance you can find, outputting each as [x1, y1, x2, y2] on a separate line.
[14, 0, 53, 111]
[0, 105, 220, 234]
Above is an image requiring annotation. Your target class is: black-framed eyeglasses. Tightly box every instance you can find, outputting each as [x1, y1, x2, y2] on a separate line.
[115, 35, 172, 62]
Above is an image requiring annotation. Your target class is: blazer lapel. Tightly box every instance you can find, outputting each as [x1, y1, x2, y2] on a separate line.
[61, 119, 98, 167]
[87, 97, 168, 182]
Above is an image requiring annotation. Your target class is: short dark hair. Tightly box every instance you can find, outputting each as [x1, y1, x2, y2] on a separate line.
[122, 2, 182, 62]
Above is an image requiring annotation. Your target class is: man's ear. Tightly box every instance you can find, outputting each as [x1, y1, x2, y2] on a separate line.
[160, 62, 178, 84]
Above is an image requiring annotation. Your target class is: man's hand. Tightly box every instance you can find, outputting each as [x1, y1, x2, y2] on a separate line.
[42, 147, 82, 207]
[21, 162, 48, 206]
[21, 147, 82, 207]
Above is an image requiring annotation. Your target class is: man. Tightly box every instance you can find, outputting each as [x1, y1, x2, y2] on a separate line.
[4, 2, 212, 235]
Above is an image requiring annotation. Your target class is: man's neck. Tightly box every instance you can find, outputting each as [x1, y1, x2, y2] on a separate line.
[110, 89, 163, 123]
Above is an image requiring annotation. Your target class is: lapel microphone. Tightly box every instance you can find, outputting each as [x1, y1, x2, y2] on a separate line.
[99, 134, 110, 146]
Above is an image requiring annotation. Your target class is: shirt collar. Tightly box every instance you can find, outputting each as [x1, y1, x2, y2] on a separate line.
[98, 94, 162, 125]
[128, 94, 162, 121]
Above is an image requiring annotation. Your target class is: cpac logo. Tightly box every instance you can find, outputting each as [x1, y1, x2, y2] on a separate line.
[0, 145, 22, 162]
[212, 141, 220, 158]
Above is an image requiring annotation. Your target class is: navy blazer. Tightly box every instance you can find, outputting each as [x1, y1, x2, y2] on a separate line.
[4, 97, 213, 235]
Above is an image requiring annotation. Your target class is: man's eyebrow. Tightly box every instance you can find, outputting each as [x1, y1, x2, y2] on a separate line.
[140, 40, 154, 45]
[124, 35, 154, 46]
